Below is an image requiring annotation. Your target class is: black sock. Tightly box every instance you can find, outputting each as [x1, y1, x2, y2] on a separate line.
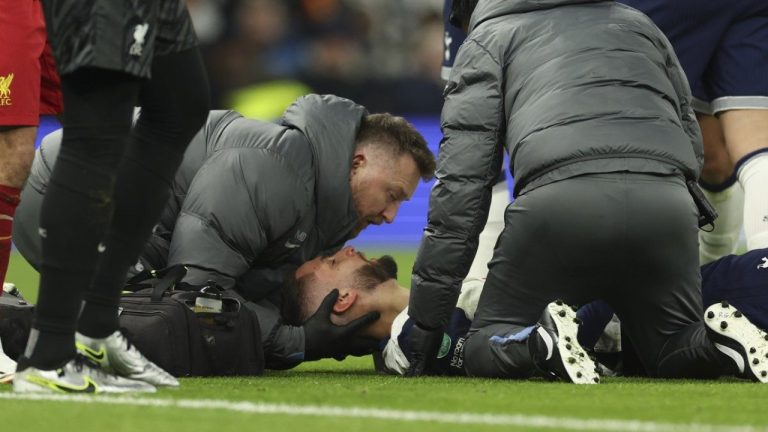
[27, 68, 139, 368]
[19, 329, 75, 371]
[78, 48, 210, 337]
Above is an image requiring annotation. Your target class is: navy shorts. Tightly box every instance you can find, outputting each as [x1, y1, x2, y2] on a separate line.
[620, 0, 768, 114]
[701, 248, 768, 331]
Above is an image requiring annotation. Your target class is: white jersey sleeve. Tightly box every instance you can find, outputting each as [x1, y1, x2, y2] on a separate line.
[382, 278, 485, 375]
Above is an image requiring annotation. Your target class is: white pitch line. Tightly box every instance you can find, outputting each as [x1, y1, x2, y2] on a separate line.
[0, 392, 765, 432]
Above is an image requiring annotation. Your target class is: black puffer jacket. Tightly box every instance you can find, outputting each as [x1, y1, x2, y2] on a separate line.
[410, 0, 703, 329]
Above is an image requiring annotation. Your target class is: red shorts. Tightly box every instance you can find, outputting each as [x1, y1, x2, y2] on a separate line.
[0, 0, 63, 126]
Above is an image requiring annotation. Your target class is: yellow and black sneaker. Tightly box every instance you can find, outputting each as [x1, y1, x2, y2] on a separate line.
[76, 330, 179, 387]
[13, 355, 156, 394]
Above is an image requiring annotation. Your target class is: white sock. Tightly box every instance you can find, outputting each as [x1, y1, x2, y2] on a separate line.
[699, 182, 744, 264]
[466, 181, 510, 280]
[738, 152, 768, 250]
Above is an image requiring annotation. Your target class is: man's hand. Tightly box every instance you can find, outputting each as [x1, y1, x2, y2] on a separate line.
[331, 335, 381, 361]
[303, 289, 380, 361]
[404, 322, 444, 377]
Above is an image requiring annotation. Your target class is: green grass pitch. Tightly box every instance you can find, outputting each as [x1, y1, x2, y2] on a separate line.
[3, 251, 768, 432]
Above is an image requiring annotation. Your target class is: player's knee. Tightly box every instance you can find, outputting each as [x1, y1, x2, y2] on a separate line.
[59, 121, 129, 170]
[701, 151, 735, 186]
[698, 114, 734, 185]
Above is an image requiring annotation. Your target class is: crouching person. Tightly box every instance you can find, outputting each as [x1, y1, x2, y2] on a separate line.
[11, 94, 436, 373]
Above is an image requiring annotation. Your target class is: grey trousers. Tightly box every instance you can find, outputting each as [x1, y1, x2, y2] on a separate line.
[464, 172, 728, 379]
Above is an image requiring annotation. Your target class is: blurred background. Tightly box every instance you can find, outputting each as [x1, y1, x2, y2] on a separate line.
[190, 0, 470, 249]
[191, 0, 445, 118]
[14, 0, 515, 297]
[16, 0, 459, 296]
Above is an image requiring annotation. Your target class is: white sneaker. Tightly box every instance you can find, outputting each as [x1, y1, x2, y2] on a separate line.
[705, 301, 768, 383]
[528, 300, 600, 384]
[2, 282, 26, 301]
[0, 337, 16, 382]
[13, 355, 156, 393]
[76, 331, 179, 387]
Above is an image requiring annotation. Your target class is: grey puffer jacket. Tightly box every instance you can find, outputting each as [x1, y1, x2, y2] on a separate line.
[409, 0, 703, 329]
[155, 94, 364, 288]
[161, 94, 365, 368]
[25, 94, 367, 369]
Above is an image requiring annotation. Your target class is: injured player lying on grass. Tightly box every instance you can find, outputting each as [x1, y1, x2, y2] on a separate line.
[3, 185, 765, 380]
[4, 241, 766, 381]
[281, 243, 768, 381]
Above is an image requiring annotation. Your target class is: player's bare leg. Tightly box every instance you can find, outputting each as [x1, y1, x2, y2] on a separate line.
[697, 114, 743, 264]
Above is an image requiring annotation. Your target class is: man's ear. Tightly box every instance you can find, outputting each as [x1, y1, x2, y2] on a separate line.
[333, 290, 358, 314]
[350, 152, 366, 174]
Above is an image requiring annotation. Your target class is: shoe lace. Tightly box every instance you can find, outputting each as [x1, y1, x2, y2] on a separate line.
[73, 354, 112, 379]
[118, 329, 135, 351]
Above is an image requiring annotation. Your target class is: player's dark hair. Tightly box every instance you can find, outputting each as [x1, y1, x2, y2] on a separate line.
[281, 273, 310, 325]
[356, 114, 436, 181]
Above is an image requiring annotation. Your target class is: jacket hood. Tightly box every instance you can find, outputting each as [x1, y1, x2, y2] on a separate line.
[469, 0, 609, 31]
[281, 94, 368, 247]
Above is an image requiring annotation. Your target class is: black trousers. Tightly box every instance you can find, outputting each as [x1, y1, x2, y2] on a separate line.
[464, 172, 728, 379]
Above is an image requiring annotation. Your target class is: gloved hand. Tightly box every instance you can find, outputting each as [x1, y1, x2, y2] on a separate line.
[303, 289, 380, 361]
[404, 322, 444, 377]
[330, 335, 381, 361]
